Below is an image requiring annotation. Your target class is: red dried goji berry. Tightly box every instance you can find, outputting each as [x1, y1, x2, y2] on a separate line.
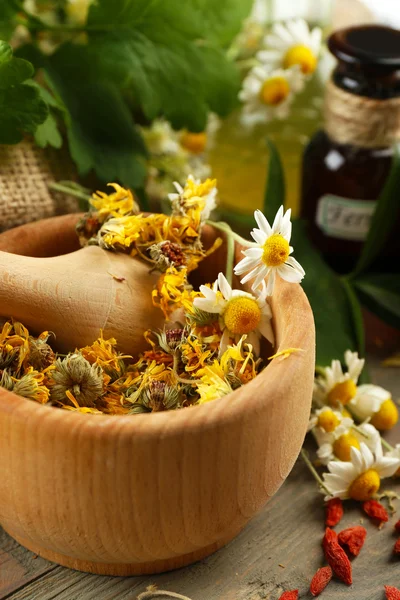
[395, 520, 400, 534]
[310, 566, 333, 596]
[363, 500, 389, 524]
[325, 498, 344, 527]
[394, 539, 400, 555]
[322, 528, 352, 585]
[323, 527, 338, 544]
[338, 526, 367, 556]
[278, 591, 298, 600]
[385, 585, 400, 600]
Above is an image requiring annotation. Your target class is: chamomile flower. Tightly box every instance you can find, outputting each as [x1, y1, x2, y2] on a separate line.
[234, 206, 305, 295]
[169, 175, 218, 221]
[239, 65, 304, 127]
[317, 421, 380, 465]
[322, 441, 400, 501]
[193, 272, 274, 355]
[349, 384, 399, 431]
[308, 406, 352, 435]
[257, 19, 322, 77]
[141, 119, 181, 155]
[180, 114, 220, 155]
[313, 351, 365, 408]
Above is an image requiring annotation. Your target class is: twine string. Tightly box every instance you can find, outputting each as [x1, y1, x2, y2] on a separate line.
[137, 591, 193, 600]
[323, 79, 400, 148]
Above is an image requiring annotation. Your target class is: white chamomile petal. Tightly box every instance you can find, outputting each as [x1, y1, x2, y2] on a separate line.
[350, 384, 389, 421]
[258, 19, 322, 78]
[234, 206, 304, 296]
[239, 65, 303, 127]
[322, 441, 400, 500]
[194, 271, 274, 354]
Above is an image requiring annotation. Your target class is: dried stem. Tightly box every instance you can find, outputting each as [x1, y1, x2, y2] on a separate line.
[300, 448, 331, 496]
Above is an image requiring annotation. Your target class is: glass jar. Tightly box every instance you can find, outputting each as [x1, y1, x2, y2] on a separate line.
[300, 25, 400, 273]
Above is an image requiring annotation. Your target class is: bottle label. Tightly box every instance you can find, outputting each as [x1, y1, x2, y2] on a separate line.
[316, 195, 376, 241]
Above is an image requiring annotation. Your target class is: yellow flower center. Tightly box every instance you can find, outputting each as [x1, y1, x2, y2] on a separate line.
[259, 76, 290, 106]
[348, 468, 380, 501]
[223, 297, 261, 335]
[317, 409, 340, 433]
[333, 432, 360, 462]
[262, 233, 290, 267]
[283, 44, 317, 74]
[370, 398, 399, 431]
[327, 379, 357, 407]
[180, 131, 208, 154]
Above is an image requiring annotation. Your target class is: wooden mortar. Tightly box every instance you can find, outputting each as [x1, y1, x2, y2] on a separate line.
[0, 215, 315, 575]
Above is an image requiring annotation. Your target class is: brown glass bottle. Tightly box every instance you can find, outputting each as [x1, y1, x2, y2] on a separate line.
[300, 25, 400, 273]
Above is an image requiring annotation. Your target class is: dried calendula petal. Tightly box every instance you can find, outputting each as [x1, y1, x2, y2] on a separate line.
[310, 566, 332, 596]
[394, 539, 400, 555]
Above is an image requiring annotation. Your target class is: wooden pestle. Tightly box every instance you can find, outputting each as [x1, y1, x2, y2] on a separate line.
[0, 245, 164, 354]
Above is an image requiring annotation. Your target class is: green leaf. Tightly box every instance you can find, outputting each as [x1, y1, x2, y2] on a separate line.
[26, 79, 65, 149]
[0, 41, 48, 144]
[0, 0, 20, 41]
[354, 273, 400, 330]
[45, 43, 147, 189]
[292, 220, 361, 366]
[34, 111, 63, 149]
[352, 143, 400, 275]
[0, 42, 34, 88]
[86, 0, 243, 130]
[263, 137, 285, 223]
[191, 0, 253, 47]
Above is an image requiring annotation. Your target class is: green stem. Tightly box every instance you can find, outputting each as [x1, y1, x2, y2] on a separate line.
[235, 58, 259, 70]
[351, 424, 369, 439]
[225, 228, 235, 286]
[206, 220, 256, 248]
[381, 437, 395, 452]
[49, 182, 91, 204]
[300, 449, 331, 496]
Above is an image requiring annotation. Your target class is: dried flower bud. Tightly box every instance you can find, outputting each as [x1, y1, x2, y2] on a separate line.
[13, 370, 49, 404]
[136, 380, 182, 413]
[29, 336, 55, 371]
[76, 213, 101, 246]
[149, 241, 186, 271]
[156, 328, 186, 353]
[0, 345, 18, 372]
[0, 369, 14, 392]
[50, 354, 104, 408]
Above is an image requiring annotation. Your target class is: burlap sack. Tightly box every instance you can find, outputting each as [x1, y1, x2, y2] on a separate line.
[0, 139, 80, 232]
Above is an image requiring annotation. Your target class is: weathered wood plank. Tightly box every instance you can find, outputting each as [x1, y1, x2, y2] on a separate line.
[1, 358, 399, 600]
[0, 528, 55, 598]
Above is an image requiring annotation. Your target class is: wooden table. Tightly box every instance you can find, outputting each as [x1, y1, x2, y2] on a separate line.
[1, 359, 399, 600]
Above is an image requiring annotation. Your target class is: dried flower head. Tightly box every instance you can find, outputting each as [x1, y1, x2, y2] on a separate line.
[49, 354, 104, 408]
[149, 241, 186, 271]
[156, 328, 186, 354]
[130, 380, 181, 413]
[76, 213, 101, 245]
[13, 367, 50, 404]
[29, 334, 55, 371]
